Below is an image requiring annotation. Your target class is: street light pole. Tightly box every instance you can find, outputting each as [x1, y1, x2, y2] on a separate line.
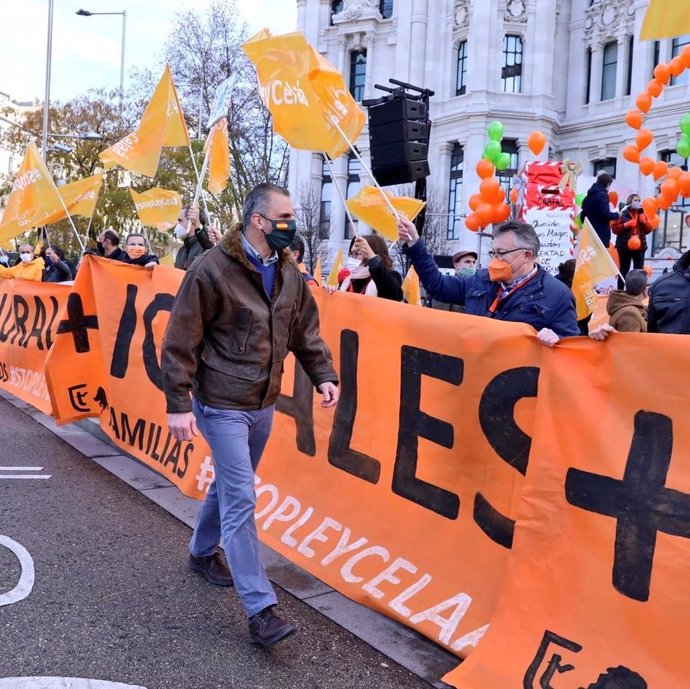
[42, 0, 55, 161]
[76, 9, 127, 111]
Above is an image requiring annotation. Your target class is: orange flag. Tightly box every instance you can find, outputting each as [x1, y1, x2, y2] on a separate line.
[205, 117, 231, 195]
[313, 255, 322, 285]
[402, 266, 422, 306]
[100, 65, 190, 177]
[129, 187, 181, 231]
[0, 142, 65, 244]
[345, 186, 425, 241]
[244, 29, 365, 159]
[640, 0, 690, 40]
[572, 218, 621, 320]
[326, 248, 343, 287]
[40, 173, 103, 225]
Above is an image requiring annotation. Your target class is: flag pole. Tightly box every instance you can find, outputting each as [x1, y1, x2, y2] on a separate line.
[324, 156, 358, 238]
[188, 142, 212, 227]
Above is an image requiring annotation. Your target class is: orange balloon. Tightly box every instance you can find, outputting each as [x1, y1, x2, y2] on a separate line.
[608, 191, 619, 207]
[625, 109, 643, 130]
[670, 56, 684, 77]
[647, 79, 663, 98]
[622, 145, 640, 163]
[607, 245, 620, 269]
[479, 178, 501, 202]
[476, 203, 494, 227]
[661, 178, 679, 200]
[635, 128, 654, 151]
[654, 63, 671, 85]
[640, 157, 655, 176]
[679, 172, 690, 197]
[636, 92, 652, 113]
[627, 236, 642, 251]
[643, 264, 654, 276]
[509, 187, 519, 204]
[642, 197, 659, 216]
[668, 166, 683, 180]
[493, 203, 511, 223]
[527, 131, 546, 156]
[465, 213, 481, 232]
[652, 161, 668, 180]
[681, 45, 690, 69]
[657, 194, 672, 211]
[476, 159, 495, 179]
[468, 193, 482, 211]
[649, 216, 660, 230]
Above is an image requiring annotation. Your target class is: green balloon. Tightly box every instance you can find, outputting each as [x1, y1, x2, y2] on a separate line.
[495, 152, 511, 171]
[677, 136, 690, 159]
[487, 120, 504, 142]
[485, 140, 502, 161]
[680, 113, 690, 137]
[575, 192, 586, 206]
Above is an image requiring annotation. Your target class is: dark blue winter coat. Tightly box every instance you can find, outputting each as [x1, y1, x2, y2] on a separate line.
[580, 181, 619, 246]
[404, 239, 580, 338]
[648, 251, 690, 334]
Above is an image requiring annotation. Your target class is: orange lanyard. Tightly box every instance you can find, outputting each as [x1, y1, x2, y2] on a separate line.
[488, 270, 538, 314]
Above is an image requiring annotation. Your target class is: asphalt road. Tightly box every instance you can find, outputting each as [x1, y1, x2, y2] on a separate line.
[0, 397, 433, 689]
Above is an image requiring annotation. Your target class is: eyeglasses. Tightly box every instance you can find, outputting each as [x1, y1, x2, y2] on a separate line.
[488, 248, 528, 260]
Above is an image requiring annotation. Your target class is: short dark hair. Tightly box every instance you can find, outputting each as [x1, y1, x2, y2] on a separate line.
[349, 233, 394, 270]
[597, 173, 613, 187]
[102, 229, 120, 246]
[289, 234, 305, 263]
[556, 258, 576, 285]
[242, 183, 291, 229]
[494, 220, 540, 256]
[625, 269, 648, 296]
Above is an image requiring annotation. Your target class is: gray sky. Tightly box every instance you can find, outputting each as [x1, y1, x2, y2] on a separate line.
[0, 0, 297, 103]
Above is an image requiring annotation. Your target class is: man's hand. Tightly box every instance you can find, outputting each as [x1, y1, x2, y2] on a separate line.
[397, 217, 419, 246]
[168, 412, 199, 441]
[187, 206, 202, 230]
[589, 323, 616, 341]
[208, 225, 222, 244]
[536, 327, 560, 347]
[318, 382, 339, 408]
[145, 261, 157, 269]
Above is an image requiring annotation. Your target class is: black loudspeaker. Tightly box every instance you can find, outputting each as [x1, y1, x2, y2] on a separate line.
[367, 96, 430, 186]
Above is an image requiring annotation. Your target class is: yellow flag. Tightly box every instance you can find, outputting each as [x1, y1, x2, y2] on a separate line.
[159, 254, 175, 267]
[313, 255, 322, 285]
[345, 186, 425, 241]
[129, 187, 182, 231]
[0, 142, 65, 244]
[244, 29, 365, 159]
[100, 65, 190, 176]
[326, 248, 343, 287]
[205, 117, 231, 195]
[40, 173, 104, 225]
[640, 0, 690, 40]
[402, 266, 422, 306]
[572, 219, 621, 320]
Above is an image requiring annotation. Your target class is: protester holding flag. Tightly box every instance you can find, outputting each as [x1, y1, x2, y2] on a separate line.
[338, 234, 403, 301]
[611, 193, 653, 288]
[580, 173, 620, 247]
[606, 269, 649, 333]
[0, 243, 44, 282]
[162, 182, 339, 648]
[96, 230, 127, 262]
[173, 206, 214, 271]
[399, 217, 579, 344]
[43, 245, 73, 282]
[123, 233, 160, 269]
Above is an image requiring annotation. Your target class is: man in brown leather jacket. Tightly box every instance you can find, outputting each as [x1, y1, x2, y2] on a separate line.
[162, 182, 339, 647]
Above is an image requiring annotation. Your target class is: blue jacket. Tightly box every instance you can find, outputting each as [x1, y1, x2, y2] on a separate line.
[648, 252, 690, 334]
[580, 182, 619, 246]
[405, 239, 580, 337]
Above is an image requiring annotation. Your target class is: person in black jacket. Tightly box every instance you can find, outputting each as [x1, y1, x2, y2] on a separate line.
[43, 245, 73, 282]
[339, 233, 403, 301]
[123, 233, 160, 269]
[648, 249, 690, 334]
[96, 229, 127, 261]
[174, 205, 214, 270]
[611, 193, 653, 288]
[581, 173, 620, 246]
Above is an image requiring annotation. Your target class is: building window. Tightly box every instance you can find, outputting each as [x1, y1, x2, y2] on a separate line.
[671, 35, 690, 86]
[456, 40, 468, 96]
[601, 41, 617, 100]
[345, 154, 361, 239]
[652, 40, 660, 78]
[625, 36, 634, 96]
[320, 157, 332, 239]
[501, 34, 523, 93]
[379, 0, 393, 19]
[331, 0, 343, 25]
[497, 139, 518, 195]
[349, 50, 367, 102]
[592, 158, 617, 178]
[585, 47, 592, 104]
[447, 143, 464, 241]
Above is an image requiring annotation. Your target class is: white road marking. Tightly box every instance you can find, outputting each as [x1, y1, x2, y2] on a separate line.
[0, 466, 51, 480]
[0, 535, 35, 607]
[0, 680, 147, 688]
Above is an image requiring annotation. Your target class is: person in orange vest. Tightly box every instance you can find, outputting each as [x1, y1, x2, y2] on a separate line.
[0, 242, 44, 281]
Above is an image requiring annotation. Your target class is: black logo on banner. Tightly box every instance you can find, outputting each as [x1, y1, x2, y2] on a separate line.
[94, 386, 109, 411]
[56, 293, 99, 353]
[566, 410, 690, 602]
[67, 384, 91, 413]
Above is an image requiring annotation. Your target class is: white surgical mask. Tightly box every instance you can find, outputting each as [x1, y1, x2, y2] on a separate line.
[345, 257, 361, 271]
[20, 252, 33, 263]
[174, 223, 188, 239]
[0, 255, 8, 265]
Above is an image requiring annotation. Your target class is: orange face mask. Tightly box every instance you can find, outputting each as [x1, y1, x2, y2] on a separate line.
[488, 258, 513, 282]
[126, 246, 146, 259]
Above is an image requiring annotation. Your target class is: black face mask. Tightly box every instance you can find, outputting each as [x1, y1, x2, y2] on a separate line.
[96, 241, 105, 255]
[260, 216, 297, 252]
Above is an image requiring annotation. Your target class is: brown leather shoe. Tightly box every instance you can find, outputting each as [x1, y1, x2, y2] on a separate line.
[189, 553, 233, 587]
[248, 606, 296, 647]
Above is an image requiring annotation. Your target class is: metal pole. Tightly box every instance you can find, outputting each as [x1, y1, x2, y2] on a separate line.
[119, 11, 126, 111]
[41, 0, 55, 161]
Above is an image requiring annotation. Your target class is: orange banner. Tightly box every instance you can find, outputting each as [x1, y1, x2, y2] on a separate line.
[0, 279, 69, 414]
[130, 187, 181, 231]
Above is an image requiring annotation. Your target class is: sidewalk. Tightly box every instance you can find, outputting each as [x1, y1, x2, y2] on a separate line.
[0, 389, 458, 688]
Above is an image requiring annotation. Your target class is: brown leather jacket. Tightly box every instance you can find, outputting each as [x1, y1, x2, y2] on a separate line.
[161, 224, 337, 413]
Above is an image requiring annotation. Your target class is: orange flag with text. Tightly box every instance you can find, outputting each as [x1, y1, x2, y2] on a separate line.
[205, 117, 231, 195]
[129, 187, 181, 231]
[0, 142, 65, 243]
[640, 0, 690, 40]
[40, 173, 103, 225]
[244, 29, 365, 159]
[100, 65, 190, 176]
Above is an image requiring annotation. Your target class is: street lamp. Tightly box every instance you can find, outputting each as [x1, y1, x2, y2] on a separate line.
[76, 8, 127, 111]
[41, 0, 55, 161]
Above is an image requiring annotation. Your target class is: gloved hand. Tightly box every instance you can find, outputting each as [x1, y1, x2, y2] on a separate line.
[624, 219, 637, 228]
[638, 214, 648, 224]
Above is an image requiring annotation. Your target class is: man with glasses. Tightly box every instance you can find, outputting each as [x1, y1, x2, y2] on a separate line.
[397, 217, 579, 345]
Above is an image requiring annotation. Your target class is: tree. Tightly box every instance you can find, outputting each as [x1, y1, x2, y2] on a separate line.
[293, 182, 324, 274]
